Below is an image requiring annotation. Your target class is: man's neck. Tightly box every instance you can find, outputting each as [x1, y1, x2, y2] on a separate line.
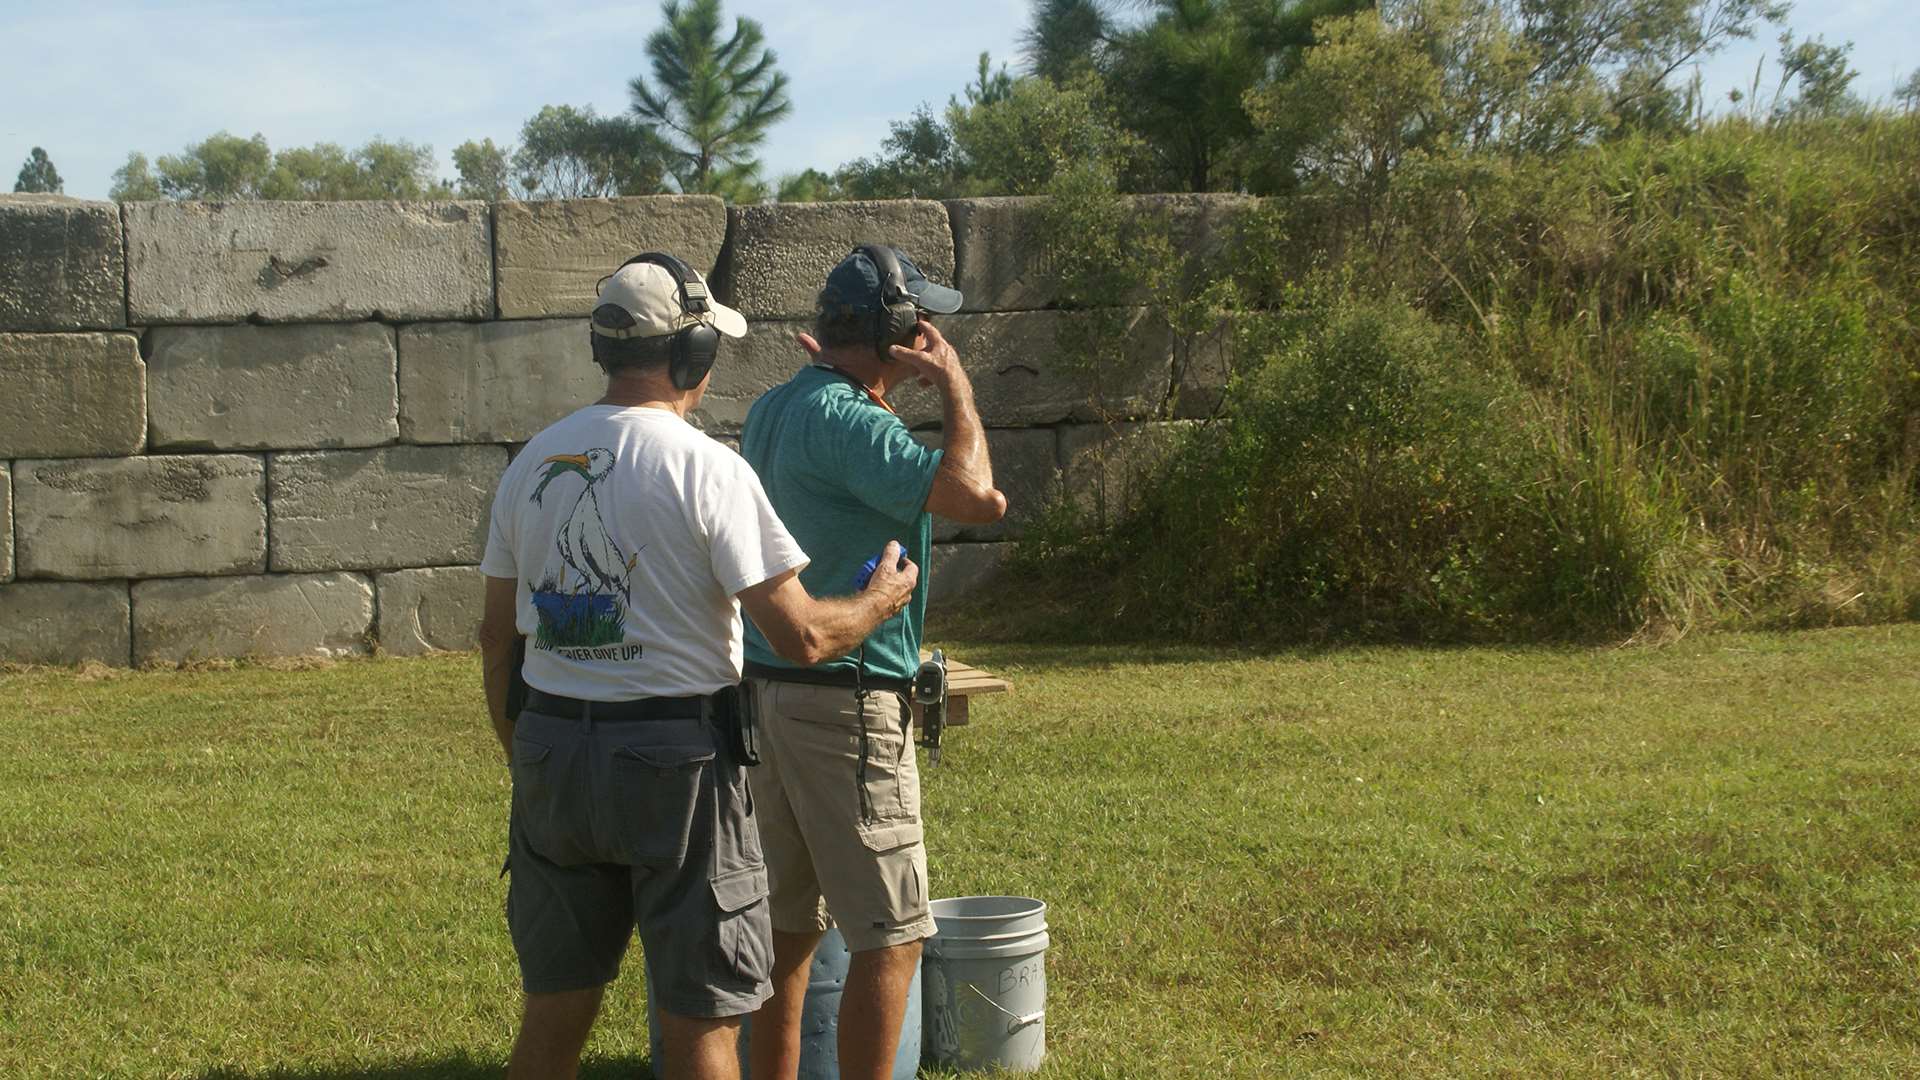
[816, 347, 902, 397]
[598, 372, 692, 415]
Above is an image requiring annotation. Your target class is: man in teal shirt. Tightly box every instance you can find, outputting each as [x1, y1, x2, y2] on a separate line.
[740, 245, 1005, 1080]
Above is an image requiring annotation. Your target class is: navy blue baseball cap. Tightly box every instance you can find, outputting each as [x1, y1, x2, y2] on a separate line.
[819, 245, 964, 315]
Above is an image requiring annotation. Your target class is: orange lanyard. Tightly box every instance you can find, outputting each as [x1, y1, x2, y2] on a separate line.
[816, 364, 897, 415]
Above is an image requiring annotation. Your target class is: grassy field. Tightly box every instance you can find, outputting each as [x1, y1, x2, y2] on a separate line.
[2, 625, 1917, 1077]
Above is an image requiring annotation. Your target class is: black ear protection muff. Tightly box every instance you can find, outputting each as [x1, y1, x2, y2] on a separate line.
[854, 244, 921, 360]
[596, 252, 722, 390]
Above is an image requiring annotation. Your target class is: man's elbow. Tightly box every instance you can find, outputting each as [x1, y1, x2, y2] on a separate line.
[953, 486, 1007, 525]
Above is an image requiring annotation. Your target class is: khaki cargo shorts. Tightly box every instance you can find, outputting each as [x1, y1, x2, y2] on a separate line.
[746, 679, 934, 953]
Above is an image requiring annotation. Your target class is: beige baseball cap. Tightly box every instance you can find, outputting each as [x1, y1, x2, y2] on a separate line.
[591, 257, 747, 340]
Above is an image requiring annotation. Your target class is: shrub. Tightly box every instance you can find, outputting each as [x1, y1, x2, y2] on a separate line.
[977, 114, 1920, 644]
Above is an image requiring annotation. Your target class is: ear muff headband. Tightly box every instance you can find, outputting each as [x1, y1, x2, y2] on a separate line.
[602, 252, 721, 391]
[854, 244, 920, 358]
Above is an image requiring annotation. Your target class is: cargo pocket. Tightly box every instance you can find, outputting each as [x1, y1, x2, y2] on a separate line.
[856, 711, 920, 829]
[612, 743, 716, 865]
[856, 819, 923, 853]
[854, 820, 928, 933]
[513, 736, 592, 866]
[712, 864, 772, 987]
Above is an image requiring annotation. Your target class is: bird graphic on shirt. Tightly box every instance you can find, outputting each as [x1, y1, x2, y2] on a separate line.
[531, 449, 639, 601]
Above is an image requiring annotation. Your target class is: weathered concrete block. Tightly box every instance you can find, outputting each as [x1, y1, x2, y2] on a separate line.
[147, 323, 398, 451]
[1060, 421, 1197, 529]
[886, 310, 1171, 428]
[946, 197, 1051, 314]
[0, 333, 145, 457]
[269, 445, 507, 572]
[132, 573, 373, 664]
[0, 464, 11, 583]
[947, 194, 1256, 312]
[126, 201, 492, 324]
[928, 542, 1014, 608]
[376, 566, 484, 656]
[687, 320, 812, 434]
[495, 196, 729, 319]
[0, 195, 125, 331]
[724, 201, 954, 319]
[0, 581, 131, 666]
[1172, 319, 1236, 420]
[398, 320, 602, 444]
[914, 428, 1060, 542]
[15, 456, 266, 579]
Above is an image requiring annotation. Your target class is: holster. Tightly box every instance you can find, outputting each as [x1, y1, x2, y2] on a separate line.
[716, 681, 761, 766]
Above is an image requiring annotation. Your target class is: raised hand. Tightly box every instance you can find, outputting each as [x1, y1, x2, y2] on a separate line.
[887, 317, 967, 391]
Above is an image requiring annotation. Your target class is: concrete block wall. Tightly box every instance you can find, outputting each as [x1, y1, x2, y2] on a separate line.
[0, 191, 1235, 665]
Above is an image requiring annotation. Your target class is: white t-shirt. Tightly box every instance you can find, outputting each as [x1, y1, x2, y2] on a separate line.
[480, 404, 808, 701]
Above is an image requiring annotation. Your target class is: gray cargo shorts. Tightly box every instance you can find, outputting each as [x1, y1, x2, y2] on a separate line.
[505, 701, 772, 1018]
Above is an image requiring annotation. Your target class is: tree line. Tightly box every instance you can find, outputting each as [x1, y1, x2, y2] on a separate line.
[93, 0, 784, 204]
[16, 0, 1920, 205]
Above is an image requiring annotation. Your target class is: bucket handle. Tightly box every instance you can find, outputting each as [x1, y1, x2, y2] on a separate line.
[966, 982, 1045, 1034]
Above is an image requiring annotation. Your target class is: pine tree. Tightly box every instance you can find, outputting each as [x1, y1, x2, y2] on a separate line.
[628, 0, 791, 199]
[13, 147, 63, 193]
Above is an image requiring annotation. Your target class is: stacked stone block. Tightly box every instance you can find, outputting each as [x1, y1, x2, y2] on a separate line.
[0, 191, 1242, 665]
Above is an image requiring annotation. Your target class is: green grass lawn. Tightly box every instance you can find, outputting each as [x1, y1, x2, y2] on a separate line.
[3, 626, 1917, 1078]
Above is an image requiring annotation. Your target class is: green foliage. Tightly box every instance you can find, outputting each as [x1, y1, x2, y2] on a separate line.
[1006, 113, 1920, 643]
[155, 131, 272, 199]
[1021, 0, 1372, 192]
[773, 167, 841, 203]
[1900, 69, 1920, 112]
[109, 132, 451, 201]
[1025, 296, 1666, 640]
[1004, 0, 1792, 195]
[948, 71, 1146, 194]
[1771, 32, 1861, 119]
[258, 139, 450, 200]
[823, 64, 1141, 201]
[1022, 0, 1113, 81]
[108, 152, 161, 201]
[510, 105, 668, 199]
[451, 138, 512, 201]
[628, 0, 790, 199]
[12, 146, 62, 193]
[834, 105, 968, 200]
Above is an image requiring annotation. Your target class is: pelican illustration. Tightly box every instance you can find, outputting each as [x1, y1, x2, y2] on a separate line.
[531, 449, 639, 600]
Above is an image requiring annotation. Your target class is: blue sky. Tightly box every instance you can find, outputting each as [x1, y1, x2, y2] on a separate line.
[2, 0, 1912, 200]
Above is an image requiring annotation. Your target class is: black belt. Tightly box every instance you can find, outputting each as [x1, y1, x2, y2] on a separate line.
[524, 688, 707, 722]
[743, 660, 912, 695]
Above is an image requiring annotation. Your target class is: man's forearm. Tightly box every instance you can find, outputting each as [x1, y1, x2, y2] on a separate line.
[480, 634, 518, 759]
[936, 377, 994, 492]
[789, 590, 901, 667]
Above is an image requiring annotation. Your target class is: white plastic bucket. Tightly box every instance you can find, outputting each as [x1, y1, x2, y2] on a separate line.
[922, 896, 1049, 1072]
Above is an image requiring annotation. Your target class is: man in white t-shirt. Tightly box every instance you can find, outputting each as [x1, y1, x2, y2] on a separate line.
[476, 252, 918, 1080]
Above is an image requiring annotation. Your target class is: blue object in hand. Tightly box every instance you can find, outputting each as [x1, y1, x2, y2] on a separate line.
[853, 544, 907, 589]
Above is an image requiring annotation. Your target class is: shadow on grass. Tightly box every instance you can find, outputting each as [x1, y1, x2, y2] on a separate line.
[191, 1053, 651, 1079]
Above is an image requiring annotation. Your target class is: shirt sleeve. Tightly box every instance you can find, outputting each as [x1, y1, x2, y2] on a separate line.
[706, 455, 811, 597]
[478, 465, 519, 579]
[828, 403, 945, 524]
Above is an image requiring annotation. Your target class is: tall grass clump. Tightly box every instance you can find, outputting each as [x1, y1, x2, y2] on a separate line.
[990, 113, 1920, 643]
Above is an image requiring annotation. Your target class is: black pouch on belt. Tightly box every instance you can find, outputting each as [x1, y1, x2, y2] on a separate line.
[718, 682, 761, 766]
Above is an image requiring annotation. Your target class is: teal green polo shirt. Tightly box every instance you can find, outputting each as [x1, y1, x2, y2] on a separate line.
[740, 365, 942, 682]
